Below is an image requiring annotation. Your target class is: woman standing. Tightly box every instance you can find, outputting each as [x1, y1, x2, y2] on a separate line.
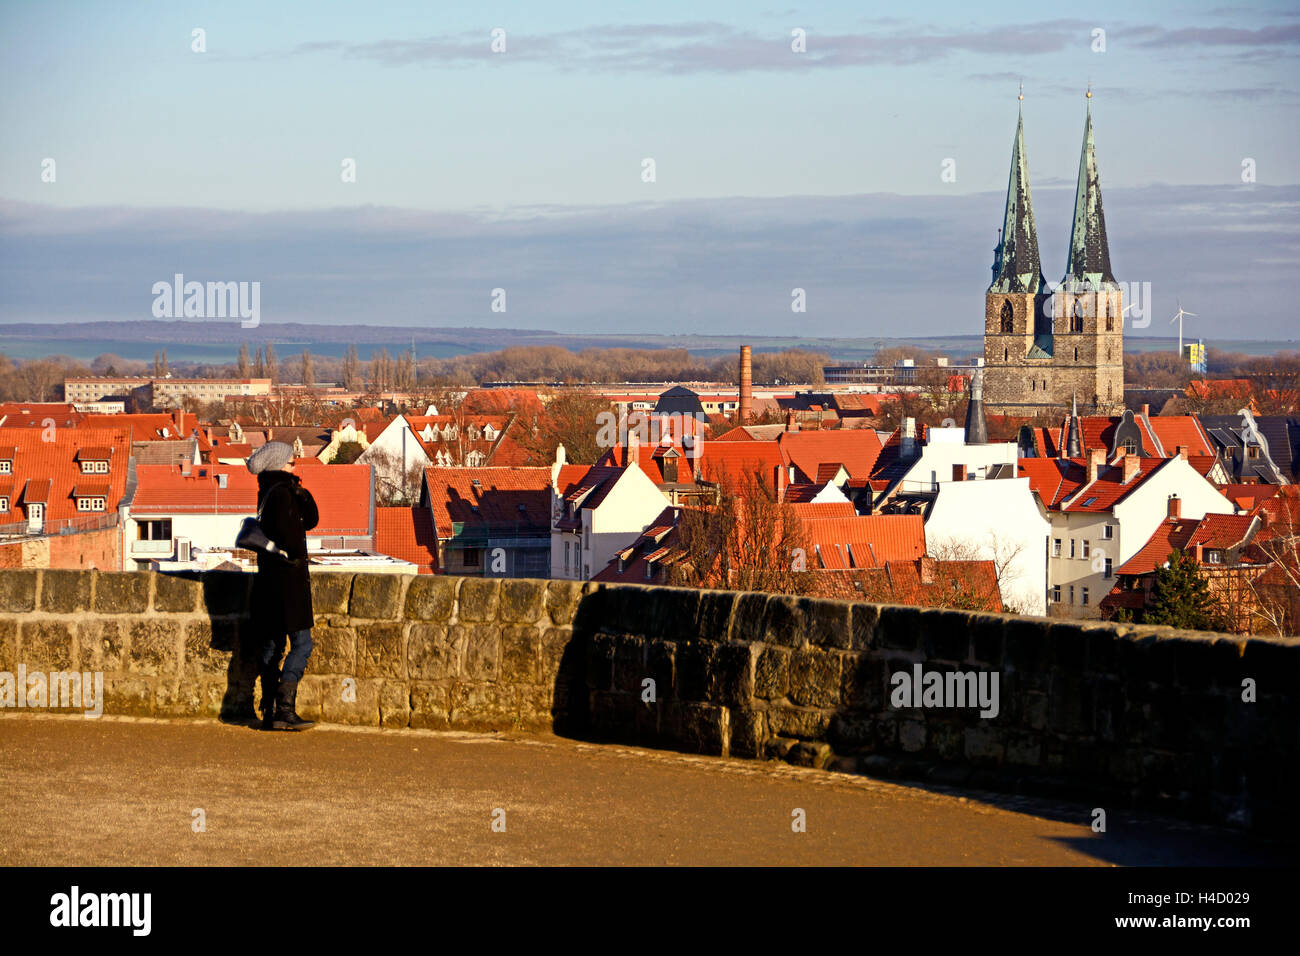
[247, 441, 318, 731]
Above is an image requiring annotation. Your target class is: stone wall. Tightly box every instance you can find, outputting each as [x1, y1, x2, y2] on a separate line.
[1, 569, 1296, 836]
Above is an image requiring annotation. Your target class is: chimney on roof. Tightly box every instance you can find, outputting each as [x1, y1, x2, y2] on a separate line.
[953, 463, 967, 482]
[785, 409, 798, 432]
[628, 430, 640, 466]
[1168, 495, 1181, 520]
[1122, 453, 1140, 483]
[1087, 446, 1105, 484]
[265, 427, 273, 441]
[1177, 445, 1189, 460]
[919, 555, 936, 585]
[963, 369, 988, 445]
[1194, 542, 1204, 563]
[172, 407, 184, 437]
[902, 417, 917, 458]
[1141, 403, 1151, 417]
[181, 459, 192, 477]
[739, 345, 753, 424]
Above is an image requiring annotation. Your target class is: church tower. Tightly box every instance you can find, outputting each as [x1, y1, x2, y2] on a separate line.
[1052, 91, 1124, 415]
[984, 89, 1125, 417]
[982, 93, 1053, 413]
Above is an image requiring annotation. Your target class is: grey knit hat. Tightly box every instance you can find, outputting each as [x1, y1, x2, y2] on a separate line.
[246, 441, 295, 475]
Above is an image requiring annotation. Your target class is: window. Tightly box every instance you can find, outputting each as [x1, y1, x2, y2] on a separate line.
[0, 497, 7, 513]
[1122, 438, 1137, 455]
[1081, 587, 1090, 606]
[1103, 558, 1113, 578]
[1069, 539, 1076, 559]
[1000, 300, 1014, 334]
[1071, 300, 1085, 333]
[1082, 540, 1090, 559]
[1004, 348, 1009, 362]
[1052, 585, 1061, 603]
[1068, 585, 1075, 604]
[564, 541, 570, 574]
[139, 519, 171, 541]
[584, 525, 590, 549]
[1102, 524, 1114, 540]
[82, 460, 109, 474]
[1052, 538, 1062, 557]
[1074, 347, 1079, 362]
[1207, 550, 1223, 564]
[1247, 446, 1260, 460]
[0, 461, 10, 474]
[76, 497, 106, 512]
[463, 548, 480, 568]
[1106, 316, 1114, 332]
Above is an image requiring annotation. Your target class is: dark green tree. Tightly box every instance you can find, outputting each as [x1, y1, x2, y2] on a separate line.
[1141, 550, 1230, 631]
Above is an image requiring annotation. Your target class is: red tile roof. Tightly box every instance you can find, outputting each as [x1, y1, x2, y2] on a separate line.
[802, 514, 925, 569]
[1060, 457, 1168, 513]
[1017, 458, 1086, 507]
[423, 466, 552, 538]
[697, 441, 783, 489]
[789, 502, 858, 519]
[779, 430, 884, 483]
[373, 506, 439, 573]
[1116, 513, 1256, 576]
[0, 426, 132, 523]
[81, 412, 199, 442]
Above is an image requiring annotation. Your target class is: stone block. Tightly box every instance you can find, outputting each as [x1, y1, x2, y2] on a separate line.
[760, 595, 805, 647]
[963, 724, 1005, 764]
[805, 598, 852, 649]
[731, 592, 767, 643]
[540, 626, 573, 678]
[321, 676, 381, 726]
[93, 572, 150, 614]
[788, 645, 841, 708]
[786, 740, 833, 769]
[356, 622, 406, 678]
[1002, 617, 1050, 673]
[459, 624, 501, 681]
[311, 573, 355, 615]
[708, 642, 757, 707]
[612, 633, 647, 694]
[183, 620, 230, 679]
[766, 704, 830, 740]
[839, 653, 887, 710]
[850, 603, 880, 650]
[104, 676, 153, 717]
[0, 570, 38, 612]
[153, 572, 202, 613]
[500, 626, 541, 684]
[403, 576, 456, 622]
[18, 620, 76, 671]
[409, 681, 451, 730]
[350, 574, 406, 620]
[754, 646, 789, 700]
[645, 639, 675, 701]
[75, 619, 127, 672]
[669, 701, 730, 756]
[876, 606, 922, 652]
[407, 624, 464, 681]
[729, 707, 767, 758]
[310, 625, 357, 675]
[920, 610, 970, 662]
[967, 614, 1005, 667]
[828, 712, 875, 751]
[899, 718, 926, 753]
[544, 579, 584, 626]
[695, 590, 736, 643]
[674, 639, 716, 702]
[449, 681, 517, 731]
[457, 578, 500, 622]
[127, 619, 182, 676]
[499, 579, 546, 624]
[0, 618, 16, 670]
[295, 676, 325, 720]
[40, 569, 92, 613]
[587, 632, 615, 692]
[379, 680, 411, 728]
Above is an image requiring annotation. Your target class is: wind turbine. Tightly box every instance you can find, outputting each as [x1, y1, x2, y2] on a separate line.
[1169, 300, 1197, 355]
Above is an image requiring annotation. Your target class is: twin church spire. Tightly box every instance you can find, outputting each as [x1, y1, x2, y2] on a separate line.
[988, 88, 1115, 296]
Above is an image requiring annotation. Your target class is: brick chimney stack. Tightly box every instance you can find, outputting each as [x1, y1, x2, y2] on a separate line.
[1122, 453, 1140, 483]
[1168, 495, 1181, 519]
[739, 345, 753, 424]
[1087, 447, 1105, 484]
[785, 409, 798, 432]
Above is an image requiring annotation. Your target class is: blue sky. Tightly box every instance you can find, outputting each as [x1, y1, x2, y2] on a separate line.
[1, 1, 1297, 339]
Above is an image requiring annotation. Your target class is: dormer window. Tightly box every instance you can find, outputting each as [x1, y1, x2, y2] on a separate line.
[0, 497, 8, 512]
[81, 460, 109, 474]
[0, 461, 9, 475]
[76, 496, 106, 512]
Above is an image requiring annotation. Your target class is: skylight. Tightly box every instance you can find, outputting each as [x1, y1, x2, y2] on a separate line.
[1081, 496, 1098, 507]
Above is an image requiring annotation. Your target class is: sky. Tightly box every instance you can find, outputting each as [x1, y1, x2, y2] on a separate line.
[1, 1, 1297, 340]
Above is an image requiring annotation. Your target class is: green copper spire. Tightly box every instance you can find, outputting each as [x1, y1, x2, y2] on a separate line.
[1061, 91, 1119, 292]
[988, 99, 1048, 296]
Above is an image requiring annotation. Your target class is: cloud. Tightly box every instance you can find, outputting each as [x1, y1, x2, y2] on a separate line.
[2, 185, 1297, 340]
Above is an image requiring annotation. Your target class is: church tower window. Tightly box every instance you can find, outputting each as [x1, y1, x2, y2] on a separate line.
[1071, 300, 1085, 333]
[1000, 300, 1014, 334]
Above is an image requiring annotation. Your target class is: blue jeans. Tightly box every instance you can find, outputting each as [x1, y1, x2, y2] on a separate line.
[260, 628, 314, 683]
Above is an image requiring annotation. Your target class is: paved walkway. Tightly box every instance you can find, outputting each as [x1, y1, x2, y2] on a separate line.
[0, 715, 1286, 866]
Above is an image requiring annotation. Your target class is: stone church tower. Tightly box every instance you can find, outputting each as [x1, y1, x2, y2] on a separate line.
[983, 94, 1124, 417]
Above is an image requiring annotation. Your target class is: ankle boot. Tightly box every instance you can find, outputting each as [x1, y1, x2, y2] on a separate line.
[259, 668, 280, 730]
[273, 679, 315, 731]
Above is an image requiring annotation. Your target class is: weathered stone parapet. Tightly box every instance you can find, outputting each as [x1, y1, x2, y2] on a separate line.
[0, 569, 1296, 837]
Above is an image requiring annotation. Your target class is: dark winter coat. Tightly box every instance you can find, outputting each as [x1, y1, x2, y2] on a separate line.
[250, 470, 319, 637]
